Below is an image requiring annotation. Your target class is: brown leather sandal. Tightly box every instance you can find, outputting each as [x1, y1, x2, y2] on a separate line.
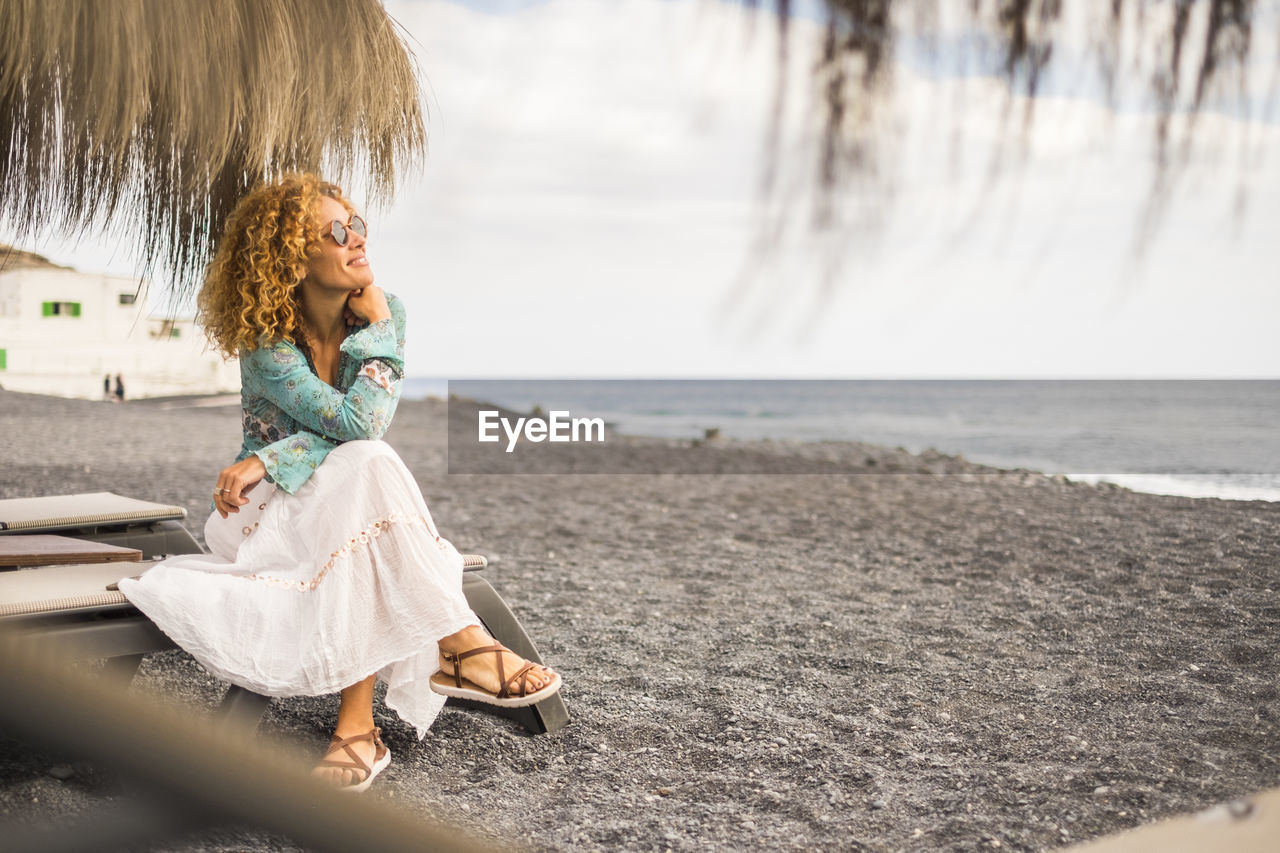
[315, 727, 391, 793]
[429, 643, 562, 708]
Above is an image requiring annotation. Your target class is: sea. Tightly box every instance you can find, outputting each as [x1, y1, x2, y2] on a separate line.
[404, 378, 1280, 503]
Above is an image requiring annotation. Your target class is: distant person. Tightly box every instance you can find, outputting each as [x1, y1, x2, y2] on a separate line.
[119, 174, 560, 793]
[103, 375, 112, 401]
[113, 373, 125, 402]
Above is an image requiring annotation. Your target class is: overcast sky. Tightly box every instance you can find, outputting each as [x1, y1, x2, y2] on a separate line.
[17, 0, 1280, 378]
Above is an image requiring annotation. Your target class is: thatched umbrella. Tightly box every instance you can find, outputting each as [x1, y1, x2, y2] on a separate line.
[0, 0, 425, 299]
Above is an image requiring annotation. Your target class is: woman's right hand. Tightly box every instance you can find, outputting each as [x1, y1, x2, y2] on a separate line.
[214, 455, 268, 518]
[345, 285, 391, 325]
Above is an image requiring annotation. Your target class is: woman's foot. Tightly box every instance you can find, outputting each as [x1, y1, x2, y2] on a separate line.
[313, 674, 384, 789]
[311, 726, 390, 792]
[433, 625, 561, 707]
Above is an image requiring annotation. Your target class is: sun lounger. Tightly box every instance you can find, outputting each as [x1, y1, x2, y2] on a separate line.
[0, 493, 568, 734]
[0, 491, 204, 556]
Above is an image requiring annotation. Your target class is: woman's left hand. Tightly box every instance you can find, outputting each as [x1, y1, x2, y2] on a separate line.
[214, 456, 268, 518]
[345, 285, 391, 325]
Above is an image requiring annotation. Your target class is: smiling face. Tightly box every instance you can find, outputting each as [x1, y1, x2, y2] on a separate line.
[301, 195, 374, 293]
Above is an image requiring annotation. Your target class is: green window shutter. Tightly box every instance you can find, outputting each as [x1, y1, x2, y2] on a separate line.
[42, 302, 53, 316]
[70, 302, 81, 317]
[0, 348, 6, 370]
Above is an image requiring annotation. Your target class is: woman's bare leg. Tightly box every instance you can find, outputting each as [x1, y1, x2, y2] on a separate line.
[312, 673, 378, 786]
[438, 624, 556, 695]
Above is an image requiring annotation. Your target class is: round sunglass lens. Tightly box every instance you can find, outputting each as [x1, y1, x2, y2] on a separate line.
[350, 215, 367, 238]
[329, 220, 347, 246]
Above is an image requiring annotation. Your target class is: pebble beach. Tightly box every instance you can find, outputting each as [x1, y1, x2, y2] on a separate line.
[1, 389, 1278, 851]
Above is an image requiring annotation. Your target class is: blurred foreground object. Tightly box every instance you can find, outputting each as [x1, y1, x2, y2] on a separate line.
[0, 624, 489, 853]
[1065, 787, 1280, 853]
[0, 0, 425, 299]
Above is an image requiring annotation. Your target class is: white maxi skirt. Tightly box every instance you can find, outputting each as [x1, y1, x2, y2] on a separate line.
[120, 440, 479, 738]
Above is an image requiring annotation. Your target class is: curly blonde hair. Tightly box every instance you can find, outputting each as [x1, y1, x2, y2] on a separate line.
[198, 174, 354, 357]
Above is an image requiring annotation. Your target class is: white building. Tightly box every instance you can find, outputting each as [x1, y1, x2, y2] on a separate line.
[0, 245, 240, 399]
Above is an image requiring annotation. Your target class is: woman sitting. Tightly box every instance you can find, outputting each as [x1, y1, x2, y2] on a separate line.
[121, 174, 560, 793]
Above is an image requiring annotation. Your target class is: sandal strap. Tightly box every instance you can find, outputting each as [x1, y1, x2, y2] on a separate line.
[441, 643, 505, 664]
[318, 754, 368, 777]
[317, 728, 382, 780]
[498, 661, 539, 699]
[441, 643, 507, 688]
[441, 644, 548, 698]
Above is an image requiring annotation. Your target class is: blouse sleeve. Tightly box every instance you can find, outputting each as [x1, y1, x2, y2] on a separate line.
[241, 296, 407, 444]
[252, 430, 338, 495]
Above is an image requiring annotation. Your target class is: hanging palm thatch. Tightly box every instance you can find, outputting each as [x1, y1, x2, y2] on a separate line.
[0, 0, 425, 300]
[754, 0, 1260, 237]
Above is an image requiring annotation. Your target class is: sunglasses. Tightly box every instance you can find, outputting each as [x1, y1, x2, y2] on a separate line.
[324, 215, 367, 246]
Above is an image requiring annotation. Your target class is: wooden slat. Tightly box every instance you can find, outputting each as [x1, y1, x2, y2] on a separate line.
[0, 560, 158, 618]
[0, 492, 185, 532]
[0, 534, 142, 568]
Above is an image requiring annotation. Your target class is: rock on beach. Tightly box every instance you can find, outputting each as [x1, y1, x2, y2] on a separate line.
[1, 390, 1278, 852]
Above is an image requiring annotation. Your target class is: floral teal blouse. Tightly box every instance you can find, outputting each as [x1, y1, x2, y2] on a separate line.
[235, 293, 407, 494]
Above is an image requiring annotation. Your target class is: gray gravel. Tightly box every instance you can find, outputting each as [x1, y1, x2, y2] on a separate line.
[1, 390, 1278, 851]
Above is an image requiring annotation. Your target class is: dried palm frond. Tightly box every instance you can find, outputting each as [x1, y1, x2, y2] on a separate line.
[0, 0, 425, 300]
[752, 0, 1261, 237]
